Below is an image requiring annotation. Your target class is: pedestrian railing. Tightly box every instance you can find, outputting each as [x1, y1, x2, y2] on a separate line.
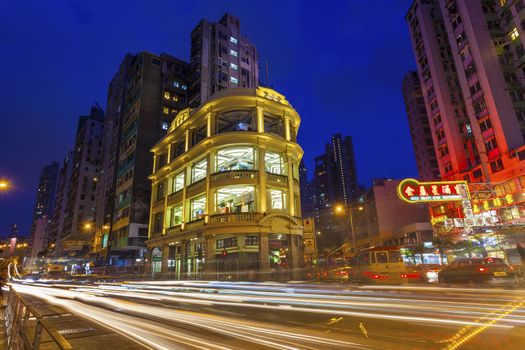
[4, 286, 73, 350]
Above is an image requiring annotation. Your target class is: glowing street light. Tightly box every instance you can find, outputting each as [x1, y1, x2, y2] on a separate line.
[334, 204, 364, 255]
[84, 223, 92, 230]
[0, 179, 11, 192]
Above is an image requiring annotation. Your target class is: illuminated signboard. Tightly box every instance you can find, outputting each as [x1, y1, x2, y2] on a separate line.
[397, 178, 469, 203]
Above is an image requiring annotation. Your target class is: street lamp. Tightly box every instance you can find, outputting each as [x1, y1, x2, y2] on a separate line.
[0, 179, 11, 192]
[335, 204, 364, 256]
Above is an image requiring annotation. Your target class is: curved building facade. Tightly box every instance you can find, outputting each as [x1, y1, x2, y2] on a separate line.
[146, 87, 304, 280]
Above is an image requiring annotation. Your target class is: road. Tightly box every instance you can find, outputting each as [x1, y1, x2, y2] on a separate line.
[9, 280, 525, 350]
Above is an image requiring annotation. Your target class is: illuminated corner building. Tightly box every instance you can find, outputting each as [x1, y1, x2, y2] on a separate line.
[406, 0, 525, 237]
[48, 152, 73, 258]
[60, 107, 105, 257]
[28, 161, 59, 262]
[189, 13, 259, 107]
[107, 52, 190, 265]
[146, 87, 304, 280]
[402, 71, 440, 181]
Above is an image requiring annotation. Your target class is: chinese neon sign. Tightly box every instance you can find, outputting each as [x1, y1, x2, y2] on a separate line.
[397, 178, 470, 203]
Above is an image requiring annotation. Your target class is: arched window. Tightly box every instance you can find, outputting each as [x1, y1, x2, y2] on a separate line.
[216, 110, 255, 133]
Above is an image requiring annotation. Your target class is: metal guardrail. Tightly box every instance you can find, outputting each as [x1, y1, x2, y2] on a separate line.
[4, 286, 73, 350]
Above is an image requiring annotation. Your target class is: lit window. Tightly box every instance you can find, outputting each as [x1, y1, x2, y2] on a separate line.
[216, 186, 255, 213]
[162, 122, 169, 130]
[230, 49, 238, 57]
[230, 76, 239, 84]
[230, 36, 238, 44]
[164, 92, 170, 99]
[172, 172, 185, 192]
[269, 189, 286, 210]
[181, 84, 187, 90]
[172, 95, 179, 102]
[230, 63, 238, 70]
[163, 107, 169, 114]
[265, 152, 285, 175]
[190, 195, 206, 220]
[191, 158, 207, 183]
[510, 27, 519, 41]
[173, 81, 179, 88]
[216, 147, 254, 171]
[166, 205, 182, 227]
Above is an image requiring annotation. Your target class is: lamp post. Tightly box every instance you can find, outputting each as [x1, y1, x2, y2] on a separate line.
[335, 204, 364, 256]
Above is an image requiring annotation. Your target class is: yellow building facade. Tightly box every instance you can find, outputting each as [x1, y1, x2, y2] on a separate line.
[146, 87, 304, 280]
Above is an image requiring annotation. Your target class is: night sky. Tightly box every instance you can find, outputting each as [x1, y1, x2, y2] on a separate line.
[0, 0, 417, 236]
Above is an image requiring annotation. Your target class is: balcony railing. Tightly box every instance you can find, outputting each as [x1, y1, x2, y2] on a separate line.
[186, 178, 206, 197]
[208, 212, 263, 225]
[185, 218, 205, 230]
[210, 170, 258, 186]
[167, 189, 183, 205]
[166, 224, 182, 235]
[266, 172, 287, 185]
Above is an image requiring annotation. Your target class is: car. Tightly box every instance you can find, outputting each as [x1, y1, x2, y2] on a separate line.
[438, 258, 518, 288]
[415, 264, 442, 283]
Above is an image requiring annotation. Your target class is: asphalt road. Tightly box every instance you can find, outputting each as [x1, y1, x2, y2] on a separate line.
[10, 280, 525, 350]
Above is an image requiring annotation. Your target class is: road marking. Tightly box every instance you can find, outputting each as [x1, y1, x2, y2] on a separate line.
[359, 322, 368, 338]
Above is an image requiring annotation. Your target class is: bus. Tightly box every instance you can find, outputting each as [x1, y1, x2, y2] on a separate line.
[349, 246, 421, 284]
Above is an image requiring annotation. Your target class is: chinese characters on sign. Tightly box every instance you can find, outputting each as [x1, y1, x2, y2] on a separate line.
[397, 178, 470, 203]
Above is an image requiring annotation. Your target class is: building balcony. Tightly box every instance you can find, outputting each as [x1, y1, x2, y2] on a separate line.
[167, 190, 183, 206]
[186, 178, 206, 197]
[488, 148, 501, 160]
[482, 127, 495, 140]
[210, 170, 258, 187]
[152, 198, 165, 212]
[165, 224, 181, 235]
[185, 218, 205, 230]
[266, 172, 287, 186]
[208, 212, 263, 225]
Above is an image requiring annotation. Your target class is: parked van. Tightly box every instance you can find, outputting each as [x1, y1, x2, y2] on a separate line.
[349, 246, 420, 284]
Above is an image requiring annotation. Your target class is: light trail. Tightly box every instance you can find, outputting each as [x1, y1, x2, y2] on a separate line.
[10, 280, 525, 350]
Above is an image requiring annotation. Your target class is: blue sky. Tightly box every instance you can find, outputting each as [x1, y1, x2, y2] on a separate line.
[0, 0, 416, 236]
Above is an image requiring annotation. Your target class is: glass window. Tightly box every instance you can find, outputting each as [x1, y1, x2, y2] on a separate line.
[166, 205, 183, 227]
[171, 172, 184, 193]
[216, 110, 255, 133]
[163, 107, 169, 114]
[173, 81, 179, 88]
[388, 251, 403, 263]
[376, 252, 388, 263]
[230, 63, 238, 70]
[265, 152, 285, 175]
[230, 36, 238, 44]
[190, 195, 206, 220]
[161, 122, 169, 130]
[164, 92, 170, 99]
[171, 140, 186, 161]
[269, 189, 286, 210]
[230, 49, 238, 57]
[153, 213, 163, 233]
[156, 182, 165, 201]
[191, 123, 207, 147]
[264, 114, 284, 137]
[230, 76, 239, 84]
[191, 158, 207, 183]
[216, 186, 255, 213]
[216, 147, 254, 171]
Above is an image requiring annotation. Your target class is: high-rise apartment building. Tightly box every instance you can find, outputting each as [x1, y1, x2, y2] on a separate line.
[48, 152, 73, 258]
[406, 0, 525, 183]
[107, 52, 190, 265]
[189, 13, 259, 107]
[402, 71, 440, 180]
[60, 106, 105, 256]
[28, 161, 59, 260]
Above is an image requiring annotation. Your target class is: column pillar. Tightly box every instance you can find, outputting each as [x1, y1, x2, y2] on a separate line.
[288, 234, 301, 280]
[180, 240, 188, 279]
[259, 234, 270, 281]
[204, 235, 216, 280]
[284, 116, 291, 141]
[256, 107, 264, 133]
[258, 144, 267, 213]
[207, 151, 215, 220]
[286, 154, 295, 217]
[161, 244, 169, 273]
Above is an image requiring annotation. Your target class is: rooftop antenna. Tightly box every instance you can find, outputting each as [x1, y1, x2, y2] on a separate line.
[265, 61, 270, 88]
